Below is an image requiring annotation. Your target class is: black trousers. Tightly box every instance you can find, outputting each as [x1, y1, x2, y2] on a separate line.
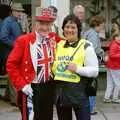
[0, 57, 7, 75]
[56, 105, 72, 120]
[56, 105, 90, 120]
[31, 82, 55, 120]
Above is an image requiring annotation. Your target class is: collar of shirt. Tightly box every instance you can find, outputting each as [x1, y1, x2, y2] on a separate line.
[91, 28, 99, 34]
[64, 40, 79, 48]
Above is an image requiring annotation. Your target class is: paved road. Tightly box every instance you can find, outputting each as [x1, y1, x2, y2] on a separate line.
[0, 99, 103, 120]
[0, 91, 120, 120]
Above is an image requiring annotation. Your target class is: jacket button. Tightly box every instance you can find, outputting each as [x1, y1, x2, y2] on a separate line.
[25, 61, 28, 64]
[25, 68, 28, 72]
[25, 76, 28, 80]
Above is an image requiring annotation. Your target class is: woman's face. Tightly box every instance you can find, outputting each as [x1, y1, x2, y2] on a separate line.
[96, 23, 105, 33]
[63, 21, 78, 42]
[35, 21, 52, 36]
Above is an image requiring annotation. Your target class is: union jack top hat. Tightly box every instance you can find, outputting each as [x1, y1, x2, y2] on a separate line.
[35, 7, 56, 22]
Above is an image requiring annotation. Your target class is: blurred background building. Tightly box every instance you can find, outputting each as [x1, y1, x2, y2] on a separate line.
[0, 0, 120, 39]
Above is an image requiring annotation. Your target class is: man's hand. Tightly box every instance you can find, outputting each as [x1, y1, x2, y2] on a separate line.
[22, 84, 33, 97]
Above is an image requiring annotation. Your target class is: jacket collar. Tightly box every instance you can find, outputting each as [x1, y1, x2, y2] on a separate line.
[29, 32, 36, 44]
[64, 40, 79, 48]
[29, 32, 48, 44]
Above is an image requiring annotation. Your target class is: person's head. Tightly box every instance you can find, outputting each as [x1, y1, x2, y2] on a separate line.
[35, 7, 55, 36]
[11, 3, 24, 19]
[62, 14, 82, 42]
[89, 15, 105, 33]
[48, 5, 57, 21]
[73, 5, 85, 22]
[113, 32, 120, 41]
[111, 24, 120, 40]
[111, 23, 119, 38]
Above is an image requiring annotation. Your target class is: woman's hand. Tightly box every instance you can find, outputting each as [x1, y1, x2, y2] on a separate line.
[67, 63, 77, 72]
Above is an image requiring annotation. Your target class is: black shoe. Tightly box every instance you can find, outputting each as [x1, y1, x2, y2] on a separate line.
[91, 111, 98, 115]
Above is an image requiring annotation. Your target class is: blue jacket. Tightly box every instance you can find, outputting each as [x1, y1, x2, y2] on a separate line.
[82, 28, 104, 57]
[0, 16, 23, 58]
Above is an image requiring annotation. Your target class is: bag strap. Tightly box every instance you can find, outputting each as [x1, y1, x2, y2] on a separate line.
[69, 41, 84, 61]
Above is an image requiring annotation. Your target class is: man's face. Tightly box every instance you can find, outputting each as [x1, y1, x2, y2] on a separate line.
[35, 21, 52, 36]
[12, 10, 22, 19]
[75, 8, 85, 22]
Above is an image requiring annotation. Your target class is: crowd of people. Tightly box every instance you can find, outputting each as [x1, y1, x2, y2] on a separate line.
[0, 2, 120, 120]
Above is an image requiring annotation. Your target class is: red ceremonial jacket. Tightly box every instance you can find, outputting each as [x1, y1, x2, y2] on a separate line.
[6, 32, 62, 120]
[6, 32, 36, 91]
[6, 32, 62, 91]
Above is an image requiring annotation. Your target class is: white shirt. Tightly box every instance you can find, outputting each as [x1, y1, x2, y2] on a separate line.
[76, 41, 99, 77]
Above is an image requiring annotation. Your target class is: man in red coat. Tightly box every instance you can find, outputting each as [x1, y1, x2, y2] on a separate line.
[6, 7, 61, 120]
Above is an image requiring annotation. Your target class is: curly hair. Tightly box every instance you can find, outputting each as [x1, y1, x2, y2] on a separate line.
[89, 15, 105, 27]
[111, 23, 120, 39]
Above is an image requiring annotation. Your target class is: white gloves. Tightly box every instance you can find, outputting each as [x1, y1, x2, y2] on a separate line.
[22, 84, 33, 97]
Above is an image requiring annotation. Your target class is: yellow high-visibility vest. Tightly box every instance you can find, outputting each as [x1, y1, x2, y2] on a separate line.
[52, 39, 86, 83]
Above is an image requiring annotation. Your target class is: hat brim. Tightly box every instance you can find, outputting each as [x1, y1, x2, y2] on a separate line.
[12, 8, 24, 11]
[35, 16, 54, 22]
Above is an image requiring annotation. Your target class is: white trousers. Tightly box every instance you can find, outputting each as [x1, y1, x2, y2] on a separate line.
[104, 69, 120, 100]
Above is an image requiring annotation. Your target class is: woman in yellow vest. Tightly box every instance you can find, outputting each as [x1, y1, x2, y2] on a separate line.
[52, 14, 99, 120]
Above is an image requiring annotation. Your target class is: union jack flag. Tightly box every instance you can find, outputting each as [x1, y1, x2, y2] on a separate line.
[37, 41, 53, 83]
[40, 8, 56, 19]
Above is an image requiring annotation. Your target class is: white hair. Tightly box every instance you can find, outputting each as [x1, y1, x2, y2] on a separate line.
[73, 5, 85, 14]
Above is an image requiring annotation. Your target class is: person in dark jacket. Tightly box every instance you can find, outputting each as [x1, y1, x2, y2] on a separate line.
[0, 3, 23, 59]
[0, 3, 23, 104]
[0, 4, 11, 75]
